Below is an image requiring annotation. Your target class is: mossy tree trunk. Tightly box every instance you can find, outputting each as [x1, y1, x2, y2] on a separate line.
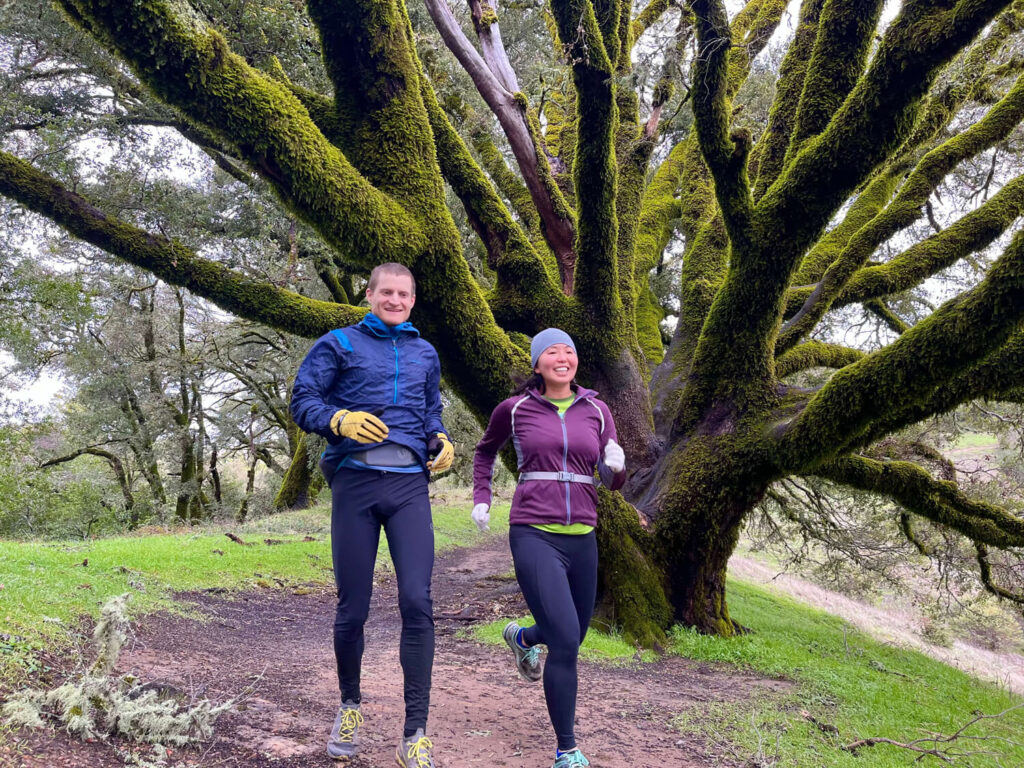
[5, 0, 1024, 639]
[274, 432, 315, 510]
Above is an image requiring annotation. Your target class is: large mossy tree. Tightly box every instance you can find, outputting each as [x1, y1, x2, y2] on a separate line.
[3, 0, 1024, 641]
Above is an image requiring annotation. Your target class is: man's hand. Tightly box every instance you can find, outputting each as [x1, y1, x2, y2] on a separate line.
[603, 440, 625, 472]
[330, 409, 389, 443]
[471, 503, 490, 532]
[426, 433, 454, 473]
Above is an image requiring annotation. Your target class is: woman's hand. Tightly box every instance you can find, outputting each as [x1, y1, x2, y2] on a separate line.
[471, 503, 491, 532]
[603, 440, 625, 472]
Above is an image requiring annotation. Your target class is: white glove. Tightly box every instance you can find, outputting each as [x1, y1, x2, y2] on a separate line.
[603, 440, 625, 472]
[471, 503, 491, 532]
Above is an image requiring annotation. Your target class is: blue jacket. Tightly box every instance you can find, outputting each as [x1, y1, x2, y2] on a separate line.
[290, 313, 447, 472]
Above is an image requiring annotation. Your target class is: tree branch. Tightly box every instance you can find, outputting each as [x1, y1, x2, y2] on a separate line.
[776, 340, 865, 378]
[756, 0, 1012, 286]
[751, 0, 824, 201]
[632, 0, 673, 41]
[423, 0, 578, 291]
[814, 455, 1024, 549]
[57, 0, 426, 267]
[0, 151, 363, 339]
[690, 0, 754, 246]
[778, 73, 1024, 351]
[777, 226, 1024, 471]
[467, 0, 520, 93]
[784, 0, 885, 161]
[827, 173, 1024, 311]
[549, 0, 620, 318]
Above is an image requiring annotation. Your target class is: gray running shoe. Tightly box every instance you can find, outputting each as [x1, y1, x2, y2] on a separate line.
[327, 701, 363, 762]
[503, 620, 542, 682]
[553, 748, 590, 767]
[395, 728, 435, 767]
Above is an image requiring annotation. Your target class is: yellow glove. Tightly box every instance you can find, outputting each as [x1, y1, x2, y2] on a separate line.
[426, 433, 454, 474]
[330, 409, 389, 444]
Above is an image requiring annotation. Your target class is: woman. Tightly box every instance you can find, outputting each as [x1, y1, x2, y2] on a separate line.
[471, 328, 626, 768]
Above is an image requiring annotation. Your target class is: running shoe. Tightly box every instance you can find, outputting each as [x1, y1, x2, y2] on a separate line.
[553, 748, 590, 767]
[502, 620, 542, 682]
[396, 727, 435, 767]
[327, 701, 362, 761]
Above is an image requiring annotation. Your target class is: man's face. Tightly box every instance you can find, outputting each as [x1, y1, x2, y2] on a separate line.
[366, 272, 415, 326]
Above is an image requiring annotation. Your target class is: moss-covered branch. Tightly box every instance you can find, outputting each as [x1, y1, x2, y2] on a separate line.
[0, 151, 363, 338]
[690, 0, 754, 245]
[418, 75, 571, 331]
[821, 173, 1024, 311]
[864, 299, 910, 335]
[778, 74, 1024, 351]
[549, 0, 620, 322]
[56, 0, 427, 267]
[784, 0, 885, 161]
[307, 0, 443, 205]
[777, 226, 1024, 472]
[756, 0, 1011, 285]
[631, 0, 672, 42]
[853, 330, 1024, 449]
[776, 340, 865, 378]
[790, 5, 1024, 283]
[814, 455, 1024, 549]
[751, 0, 824, 201]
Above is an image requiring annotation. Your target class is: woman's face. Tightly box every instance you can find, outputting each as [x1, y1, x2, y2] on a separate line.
[534, 343, 578, 389]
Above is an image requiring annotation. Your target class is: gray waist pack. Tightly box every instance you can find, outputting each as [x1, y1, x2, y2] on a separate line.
[350, 444, 419, 467]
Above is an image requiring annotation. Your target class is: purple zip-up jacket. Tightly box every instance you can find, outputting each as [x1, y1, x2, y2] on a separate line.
[473, 387, 626, 527]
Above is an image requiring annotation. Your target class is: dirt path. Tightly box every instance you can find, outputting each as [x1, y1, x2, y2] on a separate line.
[3, 537, 789, 768]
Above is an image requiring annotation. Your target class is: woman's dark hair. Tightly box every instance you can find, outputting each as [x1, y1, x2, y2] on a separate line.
[510, 371, 578, 396]
[511, 371, 545, 395]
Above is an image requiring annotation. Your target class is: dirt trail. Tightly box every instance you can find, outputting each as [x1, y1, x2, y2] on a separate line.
[4, 537, 789, 768]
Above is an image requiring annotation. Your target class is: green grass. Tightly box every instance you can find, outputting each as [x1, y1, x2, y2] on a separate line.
[0, 500, 509, 687]
[952, 431, 998, 449]
[473, 580, 1023, 766]
[669, 580, 1024, 767]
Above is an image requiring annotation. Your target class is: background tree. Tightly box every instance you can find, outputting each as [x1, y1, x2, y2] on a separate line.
[3, 0, 1024, 642]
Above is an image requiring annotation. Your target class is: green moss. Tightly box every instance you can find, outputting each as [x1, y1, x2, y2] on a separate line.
[775, 340, 865, 378]
[595, 490, 671, 647]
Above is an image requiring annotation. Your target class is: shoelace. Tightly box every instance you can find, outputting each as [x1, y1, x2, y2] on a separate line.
[557, 750, 590, 767]
[405, 735, 434, 767]
[336, 708, 363, 742]
[524, 646, 541, 666]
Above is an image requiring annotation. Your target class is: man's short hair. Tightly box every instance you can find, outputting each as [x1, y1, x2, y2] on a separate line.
[368, 263, 416, 295]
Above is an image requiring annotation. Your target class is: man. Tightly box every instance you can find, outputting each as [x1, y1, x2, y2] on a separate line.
[291, 263, 453, 767]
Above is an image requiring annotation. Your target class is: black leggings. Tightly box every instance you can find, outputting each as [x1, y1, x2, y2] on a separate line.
[329, 467, 434, 737]
[509, 524, 598, 752]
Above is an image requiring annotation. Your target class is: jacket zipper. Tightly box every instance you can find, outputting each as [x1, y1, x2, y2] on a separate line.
[392, 339, 399, 404]
[559, 411, 570, 524]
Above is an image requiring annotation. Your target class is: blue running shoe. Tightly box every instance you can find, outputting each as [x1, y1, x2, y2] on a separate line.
[553, 748, 590, 767]
[502, 621, 542, 682]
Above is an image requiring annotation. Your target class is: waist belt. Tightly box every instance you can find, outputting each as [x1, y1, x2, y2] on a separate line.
[518, 471, 596, 485]
[349, 444, 419, 468]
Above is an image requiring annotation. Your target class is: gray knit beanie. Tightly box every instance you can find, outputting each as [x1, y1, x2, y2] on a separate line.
[530, 328, 576, 368]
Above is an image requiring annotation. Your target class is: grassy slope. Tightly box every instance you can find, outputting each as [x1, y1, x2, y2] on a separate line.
[475, 581, 1024, 767]
[4, 503, 1023, 765]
